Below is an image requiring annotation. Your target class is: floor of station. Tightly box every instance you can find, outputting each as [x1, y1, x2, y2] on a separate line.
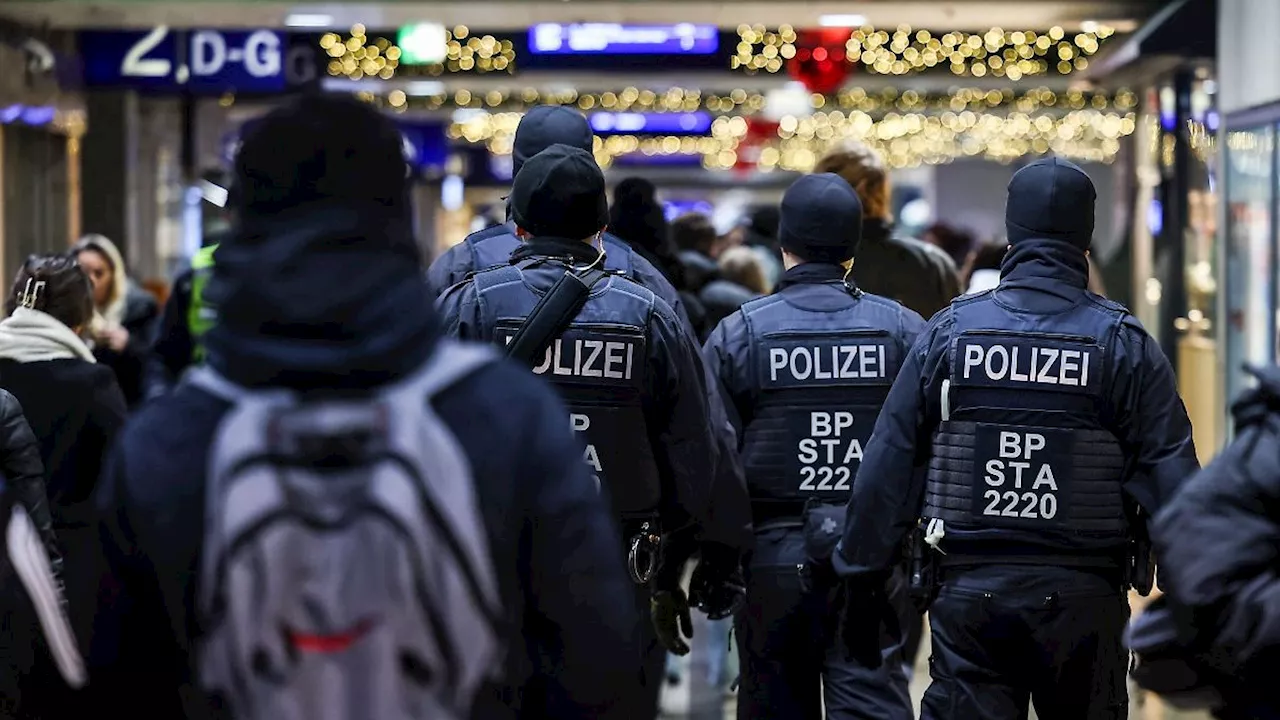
[659, 600, 1213, 720]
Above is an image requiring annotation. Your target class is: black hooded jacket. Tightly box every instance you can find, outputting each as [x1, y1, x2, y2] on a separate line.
[1141, 365, 1280, 716]
[90, 201, 640, 719]
[850, 218, 961, 320]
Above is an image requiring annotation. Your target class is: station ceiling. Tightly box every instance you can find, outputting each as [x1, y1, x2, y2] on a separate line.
[1, 0, 1156, 31]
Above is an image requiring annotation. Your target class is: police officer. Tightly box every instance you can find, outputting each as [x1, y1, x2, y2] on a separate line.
[431, 104, 752, 663]
[703, 174, 918, 719]
[436, 144, 742, 719]
[832, 157, 1200, 719]
[146, 235, 222, 398]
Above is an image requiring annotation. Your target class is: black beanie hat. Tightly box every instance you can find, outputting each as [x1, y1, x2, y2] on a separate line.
[1005, 157, 1096, 250]
[513, 106, 594, 177]
[511, 144, 609, 240]
[778, 173, 864, 264]
[233, 94, 409, 220]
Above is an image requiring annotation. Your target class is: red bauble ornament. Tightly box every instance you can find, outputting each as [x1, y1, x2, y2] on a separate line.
[788, 28, 852, 94]
[735, 118, 781, 171]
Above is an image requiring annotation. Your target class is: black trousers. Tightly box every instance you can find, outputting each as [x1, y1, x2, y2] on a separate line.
[921, 565, 1130, 720]
[735, 528, 913, 720]
[625, 582, 665, 720]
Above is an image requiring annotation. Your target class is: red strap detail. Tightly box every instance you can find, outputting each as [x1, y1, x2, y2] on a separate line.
[287, 619, 374, 654]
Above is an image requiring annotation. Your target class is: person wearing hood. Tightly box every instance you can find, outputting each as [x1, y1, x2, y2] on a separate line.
[816, 141, 961, 319]
[0, 253, 127, 673]
[89, 95, 639, 719]
[73, 234, 159, 409]
[610, 180, 712, 338]
[828, 157, 1199, 719]
[1126, 365, 1280, 718]
[608, 177, 683, 287]
[437, 144, 749, 720]
[703, 174, 919, 719]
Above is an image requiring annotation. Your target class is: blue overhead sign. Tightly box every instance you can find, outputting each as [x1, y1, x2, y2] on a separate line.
[528, 23, 719, 55]
[80, 27, 315, 93]
[589, 112, 712, 135]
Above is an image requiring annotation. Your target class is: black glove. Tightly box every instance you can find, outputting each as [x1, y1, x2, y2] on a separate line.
[688, 542, 746, 620]
[838, 573, 898, 669]
[651, 589, 694, 655]
[799, 553, 837, 595]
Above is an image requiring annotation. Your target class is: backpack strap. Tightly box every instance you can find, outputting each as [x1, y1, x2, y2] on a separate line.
[390, 338, 499, 400]
[184, 365, 294, 405]
[186, 340, 496, 406]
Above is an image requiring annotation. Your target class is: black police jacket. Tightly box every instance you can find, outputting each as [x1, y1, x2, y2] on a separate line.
[437, 237, 720, 538]
[833, 239, 1199, 579]
[431, 228, 754, 558]
[92, 205, 640, 720]
[1150, 365, 1280, 704]
[704, 263, 924, 522]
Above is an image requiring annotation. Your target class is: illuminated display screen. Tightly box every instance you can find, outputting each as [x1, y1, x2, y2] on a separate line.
[589, 112, 712, 135]
[528, 23, 719, 55]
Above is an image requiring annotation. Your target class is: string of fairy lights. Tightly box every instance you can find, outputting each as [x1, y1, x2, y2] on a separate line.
[732, 24, 1114, 79]
[441, 107, 1136, 170]
[311, 21, 1132, 169]
[321, 25, 513, 80]
[364, 86, 1138, 116]
[321, 23, 1114, 81]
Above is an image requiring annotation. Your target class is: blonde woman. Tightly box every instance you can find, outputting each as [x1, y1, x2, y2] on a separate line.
[72, 235, 158, 408]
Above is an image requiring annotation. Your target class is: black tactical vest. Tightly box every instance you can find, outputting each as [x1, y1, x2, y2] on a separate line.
[921, 293, 1130, 555]
[738, 293, 901, 513]
[472, 263, 661, 520]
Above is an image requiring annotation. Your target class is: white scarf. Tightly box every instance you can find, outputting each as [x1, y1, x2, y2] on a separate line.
[0, 308, 96, 364]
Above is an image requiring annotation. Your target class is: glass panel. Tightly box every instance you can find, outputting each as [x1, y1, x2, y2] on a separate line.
[1224, 125, 1275, 406]
[1185, 78, 1218, 340]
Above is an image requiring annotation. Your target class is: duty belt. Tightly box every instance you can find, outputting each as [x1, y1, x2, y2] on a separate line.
[627, 520, 661, 585]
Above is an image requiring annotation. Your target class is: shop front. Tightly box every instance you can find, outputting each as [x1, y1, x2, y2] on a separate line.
[1219, 0, 1280, 441]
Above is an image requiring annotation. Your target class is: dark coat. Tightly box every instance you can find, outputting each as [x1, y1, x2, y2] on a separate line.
[89, 201, 639, 720]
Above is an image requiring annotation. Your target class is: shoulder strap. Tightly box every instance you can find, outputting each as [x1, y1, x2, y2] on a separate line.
[185, 365, 291, 405]
[505, 268, 609, 369]
[186, 340, 495, 405]
[395, 338, 498, 399]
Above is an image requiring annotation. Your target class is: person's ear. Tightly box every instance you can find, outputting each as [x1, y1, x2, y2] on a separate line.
[514, 226, 532, 241]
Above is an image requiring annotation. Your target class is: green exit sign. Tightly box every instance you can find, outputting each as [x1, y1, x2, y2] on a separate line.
[397, 23, 447, 65]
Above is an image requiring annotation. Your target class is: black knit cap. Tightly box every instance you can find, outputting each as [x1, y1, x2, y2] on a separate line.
[513, 106, 594, 177]
[1005, 157, 1096, 250]
[510, 144, 609, 240]
[778, 173, 865, 263]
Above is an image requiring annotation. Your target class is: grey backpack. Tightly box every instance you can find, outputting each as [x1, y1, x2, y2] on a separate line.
[187, 340, 504, 720]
